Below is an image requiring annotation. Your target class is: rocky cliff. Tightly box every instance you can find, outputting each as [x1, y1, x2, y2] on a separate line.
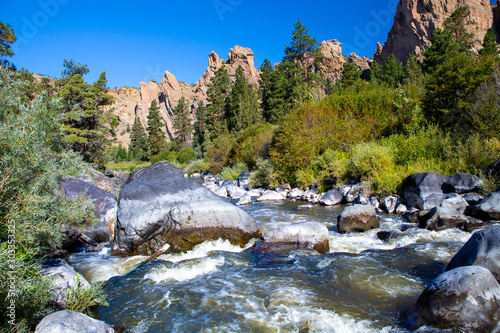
[109, 42, 367, 146]
[376, 0, 494, 64]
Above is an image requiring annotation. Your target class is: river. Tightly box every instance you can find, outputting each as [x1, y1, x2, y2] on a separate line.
[69, 200, 473, 332]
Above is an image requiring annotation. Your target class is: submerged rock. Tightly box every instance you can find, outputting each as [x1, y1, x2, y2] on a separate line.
[406, 266, 500, 332]
[337, 204, 379, 234]
[35, 310, 114, 333]
[113, 163, 260, 255]
[446, 226, 500, 281]
[253, 221, 330, 255]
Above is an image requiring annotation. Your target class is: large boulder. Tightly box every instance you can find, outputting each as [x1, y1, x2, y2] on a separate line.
[484, 159, 500, 177]
[402, 173, 451, 210]
[256, 190, 286, 202]
[237, 171, 251, 189]
[253, 222, 330, 255]
[418, 207, 468, 231]
[113, 163, 260, 255]
[319, 189, 343, 206]
[443, 173, 483, 194]
[467, 188, 500, 221]
[406, 266, 500, 332]
[35, 310, 114, 333]
[287, 188, 305, 200]
[60, 178, 117, 243]
[337, 204, 379, 234]
[446, 227, 500, 281]
[41, 259, 90, 309]
[440, 194, 469, 214]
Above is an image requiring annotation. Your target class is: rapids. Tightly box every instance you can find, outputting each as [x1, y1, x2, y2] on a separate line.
[69, 200, 473, 332]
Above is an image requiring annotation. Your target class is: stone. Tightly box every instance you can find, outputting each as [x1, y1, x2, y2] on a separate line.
[368, 197, 380, 209]
[394, 201, 408, 215]
[253, 222, 330, 255]
[237, 171, 251, 189]
[440, 194, 469, 214]
[443, 173, 483, 194]
[287, 187, 305, 199]
[344, 184, 363, 203]
[406, 266, 500, 332]
[462, 193, 484, 206]
[446, 226, 500, 281]
[113, 163, 260, 255]
[423, 193, 453, 210]
[79, 168, 119, 195]
[60, 177, 117, 243]
[376, 0, 493, 65]
[418, 207, 468, 231]
[227, 185, 247, 200]
[354, 193, 369, 205]
[337, 204, 380, 234]
[319, 189, 343, 206]
[382, 196, 399, 214]
[256, 190, 286, 202]
[402, 172, 451, 210]
[235, 193, 252, 206]
[213, 186, 228, 198]
[247, 188, 264, 197]
[35, 310, 114, 333]
[467, 189, 500, 221]
[41, 259, 90, 309]
[484, 158, 500, 177]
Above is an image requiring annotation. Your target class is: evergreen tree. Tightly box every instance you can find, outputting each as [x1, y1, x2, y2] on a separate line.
[369, 60, 383, 83]
[339, 62, 362, 87]
[383, 54, 405, 87]
[206, 64, 231, 137]
[147, 99, 165, 156]
[404, 54, 425, 86]
[423, 6, 474, 73]
[114, 144, 128, 162]
[227, 65, 261, 132]
[56, 59, 115, 166]
[193, 101, 210, 152]
[283, 19, 320, 63]
[129, 117, 149, 160]
[0, 19, 16, 67]
[172, 96, 193, 147]
[479, 28, 499, 58]
[259, 59, 274, 117]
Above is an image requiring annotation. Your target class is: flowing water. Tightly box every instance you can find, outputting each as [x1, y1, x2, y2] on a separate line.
[69, 200, 474, 332]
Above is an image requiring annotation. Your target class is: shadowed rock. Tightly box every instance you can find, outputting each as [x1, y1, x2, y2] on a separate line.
[418, 207, 467, 231]
[35, 310, 114, 333]
[337, 204, 379, 234]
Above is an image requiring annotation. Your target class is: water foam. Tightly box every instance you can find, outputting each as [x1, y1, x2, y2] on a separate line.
[144, 256, 225, 283]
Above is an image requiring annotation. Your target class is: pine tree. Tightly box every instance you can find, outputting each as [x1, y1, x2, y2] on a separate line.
[129, 117, 149, 160]
[147, 99, 165, 156]
[172, 96, 193, 147]
[206, 65, 231, 137]
[0, 19, 16, 67]
[227, 65, 261, 132]
[56, 59, 115, 166]
[479, 28, 499, 58]
[340, 62, 362, 87]
[383, 54, 405, 87]
[369, 60, 383, 83]
[404, 54, 425, 86]
[283, 19, 320, 63]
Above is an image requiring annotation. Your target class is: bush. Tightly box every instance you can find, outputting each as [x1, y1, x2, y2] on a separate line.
[206, 132, 236, 174]
[249, 158, 282, 189]
[227, 123, 276, 169]
[218, 163, 248, 181]
[184, 159, 210, 175]
[150, 150, 177, 164]
[65, 277, 108, 315]
[176, 147, 196, 164]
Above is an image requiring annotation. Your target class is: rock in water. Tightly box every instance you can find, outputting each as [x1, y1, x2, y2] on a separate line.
[406, 266, 500, 332]
[337, 204, 379, 234]
[467, 188, 500, 221]
[418, 207, 468, 231]
[319, 189, 343, 206]
[402, 172, 450, 210]
[253, 221, 330, 254]
[35, 310, 114, 333]
[113, 163, 260, 255]
[446, 226, 500, 281]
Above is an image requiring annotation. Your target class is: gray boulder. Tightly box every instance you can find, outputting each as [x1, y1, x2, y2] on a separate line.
[247, 188, 264, 197]
[407, 266, 500, 332]
[79, 168, 119, 196]
[287, 188, 305, 199]
[484, 159, 500, 177]
[60, 178, 117, 243]
[227, 185, 247, 199]
[443, 173, 483, 194]
[35, 310, 114, 333]
[337, 204, 380, 234]
[418, 207, 468, 231]
[257, 190, 286, 202]
[354, 193, 369, 205]
[467, 189, 500, 221]
[382, 196, 398, 214]
[319, 189, 343, 206]
[41, 259, 90, 309]
[462, 193, 483, 206]
[368, 197, 380, 209]
[440, 194, 469, 214]
[237, 171, 251, 189]
[422, 193, 453, 211]
[446, 226, 500, 281]
[402, 172, 450, 210]
[253, 222, 330, 254]
[235, 193, 252, 206]
[113, 163, 260, 255]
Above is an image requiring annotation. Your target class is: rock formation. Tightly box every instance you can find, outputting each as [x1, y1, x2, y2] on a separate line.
[376, 0, 494, 64]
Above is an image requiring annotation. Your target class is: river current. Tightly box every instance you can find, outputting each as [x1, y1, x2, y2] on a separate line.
[69, 200, 473, 332]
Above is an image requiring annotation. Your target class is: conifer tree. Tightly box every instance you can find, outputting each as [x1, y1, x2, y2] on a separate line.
[57, 59, 115, 166]
[283, 19, 320, 63]
[206, 64, 231, 137]
[129, 117, 149, 160]
[404, 54, 425, 86]
[172, 96, 193, 148]
[383, 54, 405, 87]
[369, 60, 383, 83]
[340, 62, 362, 87]
[193, 101, 209, 152]
[147, 99, 165, 156]
[479, 28, 499, 58]
[0, 19, 16, 67]
[227, 65, 261, 132]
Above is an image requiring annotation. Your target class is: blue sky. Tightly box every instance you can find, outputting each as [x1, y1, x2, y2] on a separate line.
[1, 0, 496, 88]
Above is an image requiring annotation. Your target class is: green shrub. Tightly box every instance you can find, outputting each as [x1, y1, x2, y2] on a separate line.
[206, 132, 236, 174]
[150, 150, 177, 164]
[184, 159, 210, 175]
[218, 163, 248, 181]
[65, 276, 108, 315]
[347, 142, 396, 181]
[176, 147, 196, 164]
[227, 123, 276, 169]
[249, 158, 282, 189]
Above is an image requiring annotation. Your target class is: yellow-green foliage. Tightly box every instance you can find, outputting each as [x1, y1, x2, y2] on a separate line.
[184, 159, 210, 175]
[107, 160, 151, 172]
[218, 163, 248, 181]
[228, 123, 276, 169]
[249, 158, 282, 189]
[65, 276, 108, 315]
[206, 132, 235, 174]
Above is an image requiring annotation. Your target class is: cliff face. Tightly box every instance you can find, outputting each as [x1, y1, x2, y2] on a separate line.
[376, 0, 494, 64]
